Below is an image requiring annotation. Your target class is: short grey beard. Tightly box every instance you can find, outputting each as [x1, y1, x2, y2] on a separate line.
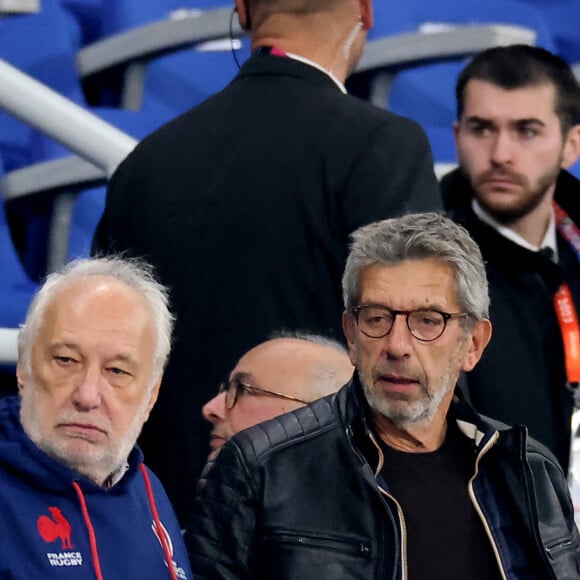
[362, 371, 453, 429]
[361, 338, 466, 428]
[21, 394, 150, 486]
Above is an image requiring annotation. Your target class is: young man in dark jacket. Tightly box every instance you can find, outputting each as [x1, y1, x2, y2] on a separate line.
[0, 257, 191, 579]
[442, 45, 580, 474]
[186, 212, 579, 579]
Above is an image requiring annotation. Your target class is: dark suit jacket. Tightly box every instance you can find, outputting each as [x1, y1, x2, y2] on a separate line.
[93, 52, 442, 523]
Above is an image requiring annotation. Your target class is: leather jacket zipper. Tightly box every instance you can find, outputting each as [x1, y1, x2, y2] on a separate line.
[261, 531, 371, 556]
[368, 431, 408, 580]
[468, 431, 508, 580]
[376, 486, 407, 580]
[546, 538, 576, 558]
[346, 426, 399, 580]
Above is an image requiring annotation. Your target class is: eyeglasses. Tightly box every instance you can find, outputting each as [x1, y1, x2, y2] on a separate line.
[218, 377, 310, 410]
[351, 304, 470, 342]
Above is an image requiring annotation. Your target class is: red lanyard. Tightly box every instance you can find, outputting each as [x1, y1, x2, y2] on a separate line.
[553, 202, 580, 384]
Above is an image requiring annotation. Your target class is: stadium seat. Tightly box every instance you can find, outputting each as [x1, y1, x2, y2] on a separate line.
[79, 3, 246, 115]
[0, 0, 81, 170]
[67, 184, 106, 261]
[60, 0, 104, 45]
[397, 0, 556, 52]
[0, 156, 38, 330]
[351, 0, 537, 112]
[383, 0, 557, 131]
[100, 0, 231, 36]
[423, 125, 458, 180]
[0, 0, 181, 278]
[521, 0, 580, 63]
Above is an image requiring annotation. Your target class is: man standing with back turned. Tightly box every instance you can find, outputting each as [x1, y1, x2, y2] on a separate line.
[93, 0, 441, 524]
[187, 213, 579, 579]
[443, 45, 580, 474]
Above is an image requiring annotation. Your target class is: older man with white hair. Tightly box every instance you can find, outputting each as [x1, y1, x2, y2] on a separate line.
[0, 257, 192, 579]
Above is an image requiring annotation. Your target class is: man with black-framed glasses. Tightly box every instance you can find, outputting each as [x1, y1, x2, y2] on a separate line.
[187, 212, 579, 580]
[202, 334, 353, 461]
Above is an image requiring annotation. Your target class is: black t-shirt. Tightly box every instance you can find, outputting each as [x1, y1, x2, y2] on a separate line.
[378, 421, 503, 580]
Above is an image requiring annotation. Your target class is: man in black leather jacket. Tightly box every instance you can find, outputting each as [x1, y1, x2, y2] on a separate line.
[186, 213, 580, 579]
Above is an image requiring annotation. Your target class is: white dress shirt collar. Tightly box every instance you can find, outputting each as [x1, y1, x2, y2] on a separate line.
[284, 51, 347, 94]
[472, 199, 558, 262]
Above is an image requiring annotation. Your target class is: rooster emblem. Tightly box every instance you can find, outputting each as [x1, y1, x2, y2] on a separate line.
[38, 507, 73, 550]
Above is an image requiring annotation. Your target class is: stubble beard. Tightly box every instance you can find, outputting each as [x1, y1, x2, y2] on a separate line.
[361, 340, 466, 429]
[472, 157, 561, 225]
[21, 393, 150, 486]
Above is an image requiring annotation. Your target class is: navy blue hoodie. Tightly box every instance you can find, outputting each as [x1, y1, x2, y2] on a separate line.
[0, 396, 192, 579]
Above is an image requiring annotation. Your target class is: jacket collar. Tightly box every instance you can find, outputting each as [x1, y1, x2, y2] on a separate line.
[237, 52, 344, 94]
[336, 373, 524, 459]
[0, 396, 144, 494]
[442, 170, 566, 291]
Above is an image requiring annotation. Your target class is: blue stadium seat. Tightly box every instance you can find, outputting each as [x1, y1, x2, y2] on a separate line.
[60, 0, 104, 45]
[13, 96, 174, 277]
[90, 0, 246, 118]
[0, 0, 179, 277]
[566, 159, 580, 181]
[521, 0, 580, 63]
[0, 156, 38, 329]
[100, 0, 231, 35]
[67, 184, 106, 261]
[100, 0, 173, 33]
[140, 39, 250, 121]
[385, 0, 557, 131]
[0, 0, 81, 170]
[423, 124, 457, 170]
[397, 0, 556, 51]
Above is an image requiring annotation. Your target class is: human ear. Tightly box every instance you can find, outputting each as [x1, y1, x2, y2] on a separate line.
[144, 379, 162, 419]
[461, 319, 492, 372]
[342, 311, 359, 367]
[234, 0, 251, 31]
[561, 125, 580, 168]
[16, 362, 28, 393]
[359, 0, 373, 31]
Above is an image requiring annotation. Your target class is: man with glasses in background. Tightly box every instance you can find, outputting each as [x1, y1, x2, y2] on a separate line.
[186, 213, 579, 580]
[201, 334, 353, 461]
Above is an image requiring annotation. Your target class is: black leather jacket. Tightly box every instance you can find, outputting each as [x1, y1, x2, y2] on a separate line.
[186, 378, 580, 579]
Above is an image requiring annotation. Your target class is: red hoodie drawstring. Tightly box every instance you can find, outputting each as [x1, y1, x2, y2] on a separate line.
[140, 464, 178, 580]
[73, 468, 178, 580]
[72, 481, 104, 580]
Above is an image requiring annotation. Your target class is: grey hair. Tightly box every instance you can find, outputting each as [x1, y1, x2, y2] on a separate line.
[269, 330, 348, 355]
[18, 256, 174, 387]
[269, 330, 352, 398]
[342, 212, 489, 320]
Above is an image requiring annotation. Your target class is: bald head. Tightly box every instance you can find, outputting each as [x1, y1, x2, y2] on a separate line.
[202, 336, 353, 460]
[246, 336, 353, 398]
[234, 0, 373, 82]
[248, 0, 343, 14]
